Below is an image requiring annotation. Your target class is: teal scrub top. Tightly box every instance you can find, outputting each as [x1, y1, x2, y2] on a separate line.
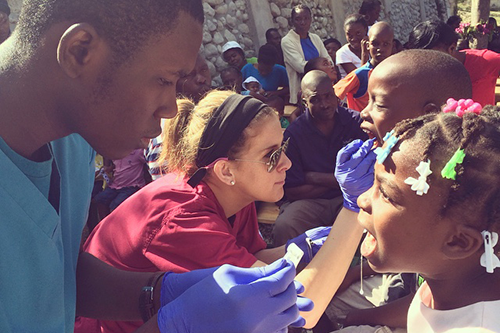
[0, 134, 95, 332]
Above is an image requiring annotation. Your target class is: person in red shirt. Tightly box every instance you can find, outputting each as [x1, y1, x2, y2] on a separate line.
[77, 91, 301, 333]
[407, 20, 500, 107]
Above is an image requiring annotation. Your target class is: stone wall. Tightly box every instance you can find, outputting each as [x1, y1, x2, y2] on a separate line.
[5, 0, 451, 85]
[202, 0, 451, 85]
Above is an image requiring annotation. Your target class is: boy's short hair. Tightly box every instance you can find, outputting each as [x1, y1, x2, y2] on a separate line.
[16, 0, 203, 64]
[391, 49, 472, 103]
[258, 44, 278, 66]
[304, 57, 326, 74]
[265, 28, 279, 42]
[358, 0, 381, 15]
[220, 66, 242, 77]
[323, 37, 341, 49]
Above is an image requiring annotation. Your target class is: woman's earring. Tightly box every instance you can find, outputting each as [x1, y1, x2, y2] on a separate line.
[230, 180, 235, 186]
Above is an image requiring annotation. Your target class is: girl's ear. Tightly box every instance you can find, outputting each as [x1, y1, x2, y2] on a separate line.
[212, 160, 235, 186]
[442, 224, 483, 260]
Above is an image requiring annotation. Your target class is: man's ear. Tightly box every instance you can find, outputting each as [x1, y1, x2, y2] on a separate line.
[442, 224, 484, 260]
[57, 23, 103, 79]
[422, 102, 440, 114]
[212, 160, 235, 186]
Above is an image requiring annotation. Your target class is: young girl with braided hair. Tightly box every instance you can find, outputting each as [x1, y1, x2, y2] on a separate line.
[358, 102, 500, 332]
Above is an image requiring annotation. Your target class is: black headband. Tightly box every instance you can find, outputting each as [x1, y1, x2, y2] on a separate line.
[187, 94, 267, 187]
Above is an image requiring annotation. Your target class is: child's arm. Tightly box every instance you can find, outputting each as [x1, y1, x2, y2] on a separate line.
[295, 208, 364, 329]
[339, 63, 357, 76]
[249, 90, 268, 103]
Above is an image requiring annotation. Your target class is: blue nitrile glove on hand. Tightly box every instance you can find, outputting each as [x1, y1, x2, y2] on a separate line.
[335, 138, 377, 212]
[286, 226, 332, 264]
[157, 259, 314, 333]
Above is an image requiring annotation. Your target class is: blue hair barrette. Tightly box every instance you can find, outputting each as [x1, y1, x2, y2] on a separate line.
[374, 130, 399, 164]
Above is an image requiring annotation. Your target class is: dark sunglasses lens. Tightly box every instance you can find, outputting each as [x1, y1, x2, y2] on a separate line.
[268, 138, 289, 172]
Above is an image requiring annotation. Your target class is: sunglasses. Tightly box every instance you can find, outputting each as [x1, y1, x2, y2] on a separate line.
[232, 138, 290, 172]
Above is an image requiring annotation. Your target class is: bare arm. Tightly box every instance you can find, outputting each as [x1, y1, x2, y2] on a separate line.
[295, 208, 364, 329]
[76, 252, 161, 321]
[339, 63, 357, 76]
[133, 315, 160, 333]
[254, 245, 286, 264]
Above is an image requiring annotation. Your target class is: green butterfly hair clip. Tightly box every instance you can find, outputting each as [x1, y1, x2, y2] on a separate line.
[441, 148, 466, 180]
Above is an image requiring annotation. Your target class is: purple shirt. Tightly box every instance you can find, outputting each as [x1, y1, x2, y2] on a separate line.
[283, 106, 367, 200]
[110, 149, 146, 190]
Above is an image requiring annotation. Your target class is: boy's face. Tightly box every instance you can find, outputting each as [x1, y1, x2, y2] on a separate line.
[221, 71, 242, 90]
[360, 61, 426, 145]
[267, 30, 282, 47]
[247, 82, 261, 92]
[176, 54, 211, 102]
[325, 42, 340, 61]
[368, 29, 393, 65]
[357, 140, 451, 275]
[81, 11, 202, 159]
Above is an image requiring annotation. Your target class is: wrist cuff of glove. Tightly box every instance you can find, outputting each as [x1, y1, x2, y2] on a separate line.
[286, 236, 313, 264]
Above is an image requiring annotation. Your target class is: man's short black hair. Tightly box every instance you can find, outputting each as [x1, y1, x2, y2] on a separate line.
[265, 28, 279, 42]
[16, 0, 204, 63]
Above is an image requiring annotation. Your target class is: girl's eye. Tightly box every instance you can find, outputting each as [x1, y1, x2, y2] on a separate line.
[378, 185, 392, 203]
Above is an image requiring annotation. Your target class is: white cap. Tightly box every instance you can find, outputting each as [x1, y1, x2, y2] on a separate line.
[222, 41, 243, 54]
[242, 76, 261, 90]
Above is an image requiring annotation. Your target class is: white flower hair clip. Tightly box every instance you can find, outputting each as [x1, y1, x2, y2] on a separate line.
[480, 230, 500, 273]
[404, 160, 432, 196]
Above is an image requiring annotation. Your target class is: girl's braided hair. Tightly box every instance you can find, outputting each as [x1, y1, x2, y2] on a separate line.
[391, 106, 500, 229]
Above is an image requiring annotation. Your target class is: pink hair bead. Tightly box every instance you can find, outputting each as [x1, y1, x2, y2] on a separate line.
[444, 98, 458, 113]
[463, 99, 474, 108]
[455, 105, 465, 117]
[469, 103, 482, 114]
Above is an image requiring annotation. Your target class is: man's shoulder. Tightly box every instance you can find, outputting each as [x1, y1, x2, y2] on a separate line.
[337, 106, 362, 123]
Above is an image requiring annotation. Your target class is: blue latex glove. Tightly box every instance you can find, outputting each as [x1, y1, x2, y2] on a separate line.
[157, 259, 314, 333]
[335, 138, 377, 212]
[286, 226, 332, 264]
[161, 266, 219, 306]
